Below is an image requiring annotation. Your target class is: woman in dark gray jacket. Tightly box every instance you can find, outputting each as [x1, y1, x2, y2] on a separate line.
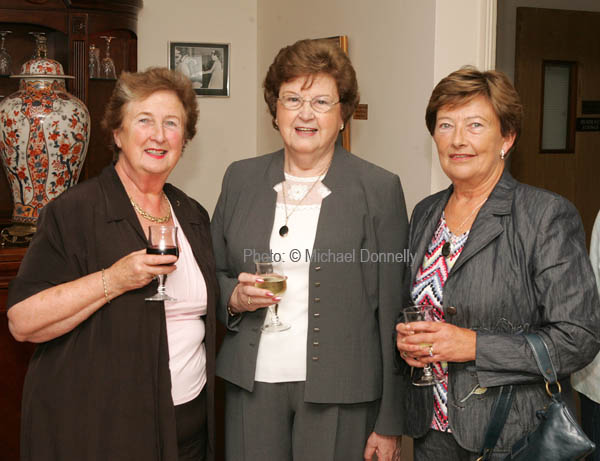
[396, 66, 600, 460]
[212, 39, 408, 461]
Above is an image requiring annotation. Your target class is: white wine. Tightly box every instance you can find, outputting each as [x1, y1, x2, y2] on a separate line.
[255, 276, 287, 296]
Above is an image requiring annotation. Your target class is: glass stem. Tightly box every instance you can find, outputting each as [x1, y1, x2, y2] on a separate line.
[157, 274, 166, 295]
[268, 304, 281, 326]
[423, 365, 433, 378]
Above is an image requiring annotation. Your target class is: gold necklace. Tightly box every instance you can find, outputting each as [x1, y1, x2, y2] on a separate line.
[129, 192, 171, 223]
[279, 162, 331, 237]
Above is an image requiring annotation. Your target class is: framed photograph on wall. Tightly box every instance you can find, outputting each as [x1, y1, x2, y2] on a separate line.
[168, 42, 230, 96]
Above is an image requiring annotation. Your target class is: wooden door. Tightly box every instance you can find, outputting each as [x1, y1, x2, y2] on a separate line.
[513, 7, 600, 247]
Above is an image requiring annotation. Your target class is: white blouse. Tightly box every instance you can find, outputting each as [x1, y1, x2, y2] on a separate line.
[254, 173, 331, 383]
[164, 208, 208, 405]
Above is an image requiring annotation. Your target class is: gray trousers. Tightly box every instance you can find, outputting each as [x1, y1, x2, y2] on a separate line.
[225, 381, 379, 461]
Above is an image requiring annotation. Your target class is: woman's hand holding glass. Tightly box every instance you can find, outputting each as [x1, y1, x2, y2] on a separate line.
[103, 249, 178, 299]
[227, 272, 282, 314]
[396, 318, 477, 366]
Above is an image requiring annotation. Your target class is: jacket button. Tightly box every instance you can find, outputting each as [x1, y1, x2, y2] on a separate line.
[314, 282, 321, 287]
[313, 313, 320, 318]
[314, 297, 320, 303]
[315, 266, 321, 271]
[446, 306, 457, 315]
[312, 356, 319, 361]
[313, 327, 320, 332]
[313, 341, 319, 346]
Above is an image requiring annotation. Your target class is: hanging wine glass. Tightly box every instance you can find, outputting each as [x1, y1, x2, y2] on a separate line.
[0, 31, 12, 76]
[88, 44, 100, 78]
[29, 32, 48, 59]
[99, 36, 117, 79]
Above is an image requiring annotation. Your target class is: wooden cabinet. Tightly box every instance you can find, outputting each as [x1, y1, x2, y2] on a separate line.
[0, 1, 141, 457]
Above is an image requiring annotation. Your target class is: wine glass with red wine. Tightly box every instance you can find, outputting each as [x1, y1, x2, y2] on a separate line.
[145, 225, 179, 301]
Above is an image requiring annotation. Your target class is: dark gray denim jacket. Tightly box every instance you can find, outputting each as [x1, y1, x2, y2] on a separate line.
[399, 170, 600, 454]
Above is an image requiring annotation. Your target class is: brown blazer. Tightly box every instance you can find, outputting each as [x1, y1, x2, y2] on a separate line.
[8, 165, 218, 461]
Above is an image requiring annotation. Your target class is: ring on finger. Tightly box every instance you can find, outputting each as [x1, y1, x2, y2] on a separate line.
[429, 345, 434, 357]
[247, 296, 253, 305]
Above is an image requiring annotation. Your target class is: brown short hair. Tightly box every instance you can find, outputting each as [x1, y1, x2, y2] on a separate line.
[425, 66, 523, 150]
[263, 39, 359, 130]
[101, 67, 198, 155]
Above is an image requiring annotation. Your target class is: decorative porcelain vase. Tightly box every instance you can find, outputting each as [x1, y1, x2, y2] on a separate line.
[0, 36, 90, 243]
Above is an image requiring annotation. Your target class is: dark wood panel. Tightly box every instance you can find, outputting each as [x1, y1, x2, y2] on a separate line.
[0, 10, 69, 33]
[83, 78, 116, 180]
[0, 247, 33, 460]
[66, 0, 142, 14]
[0, 318, 35, 461]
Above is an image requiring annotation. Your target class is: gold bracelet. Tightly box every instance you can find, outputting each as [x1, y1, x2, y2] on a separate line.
[101, 268, 111, 304]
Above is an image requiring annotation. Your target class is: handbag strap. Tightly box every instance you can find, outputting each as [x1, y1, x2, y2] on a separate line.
[524, 333, 560, 393]
[479, 333, 558, 460]
[478, 385, 515, 461]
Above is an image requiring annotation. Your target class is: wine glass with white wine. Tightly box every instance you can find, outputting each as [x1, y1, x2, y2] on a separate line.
[403, 304, 439, 386]
[255, 261, 289, 333]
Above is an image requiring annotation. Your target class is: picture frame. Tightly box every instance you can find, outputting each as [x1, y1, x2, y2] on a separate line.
[320, 35, 350, 152]
[168, 42, 230, 96]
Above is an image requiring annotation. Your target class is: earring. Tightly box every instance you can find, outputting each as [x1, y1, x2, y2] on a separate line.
[500, 149, 505, 160]
[340, 123, 344, 131]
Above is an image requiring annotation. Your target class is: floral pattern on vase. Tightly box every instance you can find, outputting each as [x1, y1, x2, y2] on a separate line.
[0, 64, 89, 225]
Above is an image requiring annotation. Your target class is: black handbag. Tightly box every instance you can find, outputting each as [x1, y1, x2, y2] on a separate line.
[479, 333, 596, 461]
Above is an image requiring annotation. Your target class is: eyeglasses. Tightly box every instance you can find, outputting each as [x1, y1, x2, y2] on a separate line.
[278, 93, 340, 113]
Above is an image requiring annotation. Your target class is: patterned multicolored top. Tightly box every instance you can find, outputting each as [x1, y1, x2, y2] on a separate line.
[410, 213, 469, 432]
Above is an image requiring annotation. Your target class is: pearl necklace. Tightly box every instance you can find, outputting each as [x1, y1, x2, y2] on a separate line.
[129, 192, 171, 223]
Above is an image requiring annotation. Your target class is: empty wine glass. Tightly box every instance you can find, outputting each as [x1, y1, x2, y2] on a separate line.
[99, 35, 117, 79]
[0, 31, 12, 75]
[88, 44, 100, 78]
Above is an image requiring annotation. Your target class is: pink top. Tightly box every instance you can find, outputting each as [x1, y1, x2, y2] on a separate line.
[164, 209, 208, 406]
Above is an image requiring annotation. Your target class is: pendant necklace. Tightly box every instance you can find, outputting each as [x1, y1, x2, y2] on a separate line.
[279, 162, 331, 237]
[442, 196, 488, 257]
[129, 192, 171, 223]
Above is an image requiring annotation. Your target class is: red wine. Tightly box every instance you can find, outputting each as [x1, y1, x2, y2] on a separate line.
[147, 246, 179, 258]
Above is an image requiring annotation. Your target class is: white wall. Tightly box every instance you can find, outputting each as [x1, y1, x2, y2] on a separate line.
[257, 0, 497, 212]
[138, 0, 258, 214]
[257, 0, 436, 214]
[430, 0, 497, 193]
[138, 0, 495, 215]
[496, 0, 600, 81]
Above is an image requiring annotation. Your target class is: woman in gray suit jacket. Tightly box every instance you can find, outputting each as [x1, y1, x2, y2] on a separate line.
[396, 66, 600, 460]
[212, 39, 408, 461]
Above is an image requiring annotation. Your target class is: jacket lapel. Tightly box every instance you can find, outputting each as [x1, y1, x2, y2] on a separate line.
[239, 152, 285, 269]
[449, 170, 515, 275]
[313, 145, 354, 251]
[410, 190, 450, 284]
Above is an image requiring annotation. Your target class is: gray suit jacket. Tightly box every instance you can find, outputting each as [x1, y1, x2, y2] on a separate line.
[211, 146, 409, 434]
[400, 170, 600, 453]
